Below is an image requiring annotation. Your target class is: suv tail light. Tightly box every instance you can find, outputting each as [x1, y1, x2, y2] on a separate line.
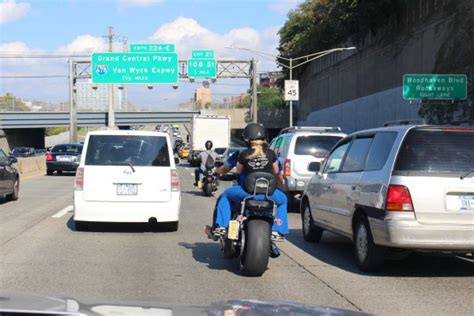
[46, 153, 54, 161]
[75, 167, 84, 190]
[386, 184, 414, 211]
[171, 169, 180, 191]
[284, 159, 291, 177]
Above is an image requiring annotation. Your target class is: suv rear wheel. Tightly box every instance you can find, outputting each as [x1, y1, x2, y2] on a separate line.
[301, 202, 322, 243]
[353, 215, 385, 272]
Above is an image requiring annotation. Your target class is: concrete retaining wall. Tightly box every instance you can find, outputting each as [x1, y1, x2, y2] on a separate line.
[300, 86, 421, 134]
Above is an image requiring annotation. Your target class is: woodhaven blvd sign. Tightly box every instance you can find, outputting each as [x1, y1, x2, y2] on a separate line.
[403, 74, 467, 100]
[91, 52, 179, 84]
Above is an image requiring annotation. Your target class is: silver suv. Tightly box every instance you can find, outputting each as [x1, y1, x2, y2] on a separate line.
[300, 123, 474, 271]
[269, 127, 346, 206]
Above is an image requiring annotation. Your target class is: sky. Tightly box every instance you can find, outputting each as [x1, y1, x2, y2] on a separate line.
[0, 0, 300, 110]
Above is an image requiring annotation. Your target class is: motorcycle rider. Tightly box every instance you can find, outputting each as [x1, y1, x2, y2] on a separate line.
[208, 123, 288, 240]
[194, 140, 218, 187]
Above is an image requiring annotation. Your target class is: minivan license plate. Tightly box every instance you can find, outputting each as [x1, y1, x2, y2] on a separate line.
[460, 195, 474, 210]
[117, 184, 138, 195]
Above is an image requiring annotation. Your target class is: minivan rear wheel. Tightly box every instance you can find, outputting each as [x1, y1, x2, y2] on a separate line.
[354, 215, 385, 272]
[301, 202, 322, 243]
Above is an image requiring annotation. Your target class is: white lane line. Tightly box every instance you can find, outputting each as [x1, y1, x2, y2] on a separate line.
[189, 172, 195, 176]
[185, 167, 190, 171]
[52, 205, 74, 218]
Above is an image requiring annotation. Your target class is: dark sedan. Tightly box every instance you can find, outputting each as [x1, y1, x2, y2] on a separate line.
[10, 147, 35, 158]
[0, 149, 19, 201]
[46, 143, 83, 175]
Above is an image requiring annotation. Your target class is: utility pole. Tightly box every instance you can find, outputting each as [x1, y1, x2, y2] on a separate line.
[251, 59, 258, 123]
[107, 26, 115, 128]
[69, 58, 78, 142]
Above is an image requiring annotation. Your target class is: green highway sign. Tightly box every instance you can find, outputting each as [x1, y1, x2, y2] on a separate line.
[403, 74, 467, 100]
[188, 58, 217, 78]
[91, 52, 178, 84]
[130, 43, 175, 52]
[192, 50, 214, 59]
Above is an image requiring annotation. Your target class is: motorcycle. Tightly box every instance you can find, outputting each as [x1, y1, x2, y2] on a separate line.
[217, 172, 282, 277]
[200, 165, 219, 196]
[198, 157, 219, 196]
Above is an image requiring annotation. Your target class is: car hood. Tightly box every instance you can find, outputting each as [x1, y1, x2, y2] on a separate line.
[0, 292, 367, 315]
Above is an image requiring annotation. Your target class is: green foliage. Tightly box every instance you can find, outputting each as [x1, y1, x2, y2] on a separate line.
[235, 85, 285, 109]
[45, 127, 67, 136]
[278, 0, 403, 78]
[419, 1, 474, 123]
[0, 95, 29, 111]
[257, 85, 286, 109]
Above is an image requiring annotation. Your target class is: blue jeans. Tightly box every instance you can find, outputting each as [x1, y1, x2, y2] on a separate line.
[215, 186, 289, 235]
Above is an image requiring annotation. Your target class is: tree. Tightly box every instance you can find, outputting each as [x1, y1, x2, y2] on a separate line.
[278, 0, 403, 79]
[0, 95, 29, 111]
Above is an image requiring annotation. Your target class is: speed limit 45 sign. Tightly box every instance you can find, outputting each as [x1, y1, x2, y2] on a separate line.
[284, 80, 299, 101]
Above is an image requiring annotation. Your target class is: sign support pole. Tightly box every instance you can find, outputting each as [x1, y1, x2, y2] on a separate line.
[289, 58, 293, 127]
[251, 59, 258, 123]
[68, 58, 78, 143]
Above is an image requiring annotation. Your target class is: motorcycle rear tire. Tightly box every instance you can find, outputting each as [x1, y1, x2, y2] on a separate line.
[204, 183, 213, 196]
[240, 219, 271, 277]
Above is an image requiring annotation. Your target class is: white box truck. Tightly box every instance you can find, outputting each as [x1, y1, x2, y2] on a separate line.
[188, 115, 231, 166]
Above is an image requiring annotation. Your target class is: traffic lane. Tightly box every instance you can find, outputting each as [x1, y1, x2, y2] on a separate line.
[0, 165, 358, 312]
[0, 173, 75, 246]
[283, 213, 474, 315]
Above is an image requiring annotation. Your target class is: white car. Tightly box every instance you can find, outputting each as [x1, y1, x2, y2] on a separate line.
[73, 130, 181, 231]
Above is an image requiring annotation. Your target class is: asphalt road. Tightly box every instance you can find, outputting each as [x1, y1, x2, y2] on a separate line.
[0, 166, 473, 315]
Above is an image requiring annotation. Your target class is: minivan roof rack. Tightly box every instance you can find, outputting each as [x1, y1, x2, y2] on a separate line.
[278, 126, 342, 135]
[383, 119, 426, 127]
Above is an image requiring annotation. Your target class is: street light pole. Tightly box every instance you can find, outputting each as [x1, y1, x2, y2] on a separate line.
[289, 57, 293, 127]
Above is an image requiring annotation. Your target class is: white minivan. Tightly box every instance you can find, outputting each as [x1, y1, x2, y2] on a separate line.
[73, 130, 181, 231]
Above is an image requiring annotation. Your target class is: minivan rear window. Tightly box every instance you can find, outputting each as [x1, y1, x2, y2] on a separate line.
[294, 136, 342, 158]
[394, 128, 474, 174]
[85, 135, 170, 167]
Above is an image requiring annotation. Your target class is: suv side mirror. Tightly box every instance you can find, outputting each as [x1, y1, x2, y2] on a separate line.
[8, 156, 18, 164]
[308, 162, 321, 172]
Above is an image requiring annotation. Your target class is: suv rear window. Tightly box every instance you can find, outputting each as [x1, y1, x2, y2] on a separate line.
[85, 135, 170, 167]
[294, 136, 341, 157]
[394, 128, 474, 174]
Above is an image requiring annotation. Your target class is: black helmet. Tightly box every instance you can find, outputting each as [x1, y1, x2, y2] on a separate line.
[242, 123, 266, 141]
[205, 140, 213, 150]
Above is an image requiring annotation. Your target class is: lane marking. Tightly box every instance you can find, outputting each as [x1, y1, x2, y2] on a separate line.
[52, 205, 74, 218]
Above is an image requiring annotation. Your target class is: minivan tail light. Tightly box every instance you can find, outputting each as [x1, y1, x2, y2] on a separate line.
[46, 153, 54, 161]
[171, 169, 179, 191]
[386, 185, 414, 211]
[284, 159, 291, 177]
[75, 167, 84, 190]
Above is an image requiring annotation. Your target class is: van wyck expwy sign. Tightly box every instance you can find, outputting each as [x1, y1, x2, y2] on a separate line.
[92, 52, 179, 84]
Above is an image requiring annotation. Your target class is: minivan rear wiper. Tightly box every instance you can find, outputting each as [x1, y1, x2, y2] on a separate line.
[109, 162, 135, 173]
[460, 169, 474, 180]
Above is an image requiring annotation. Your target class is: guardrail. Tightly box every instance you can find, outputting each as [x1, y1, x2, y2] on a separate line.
[15, 156, 46, 177]
[0, 111, 200, 129]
